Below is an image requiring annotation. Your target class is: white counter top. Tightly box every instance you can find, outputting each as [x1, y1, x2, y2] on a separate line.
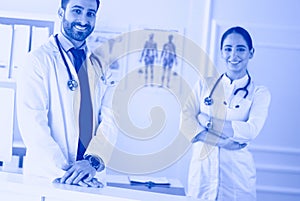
[0, 172, 203, 201]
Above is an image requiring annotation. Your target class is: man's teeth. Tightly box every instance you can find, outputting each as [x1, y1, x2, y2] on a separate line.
[74, 25, 86, 31]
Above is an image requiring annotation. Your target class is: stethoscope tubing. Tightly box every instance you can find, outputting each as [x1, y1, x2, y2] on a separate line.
[233, 73, 251, 98]
[54, 35, 74, 80]
[89, 53, 105, 82]
[54, 34, 115, 91]
[54, 34, 79, 91]
[204, 72, 251, 106]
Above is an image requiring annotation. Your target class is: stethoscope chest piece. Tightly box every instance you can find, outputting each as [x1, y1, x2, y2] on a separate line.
[204, 97, 213, 106]
[68, 79, 78, 91]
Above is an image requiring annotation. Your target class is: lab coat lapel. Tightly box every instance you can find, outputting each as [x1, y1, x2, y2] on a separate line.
[64, 52, 80, 142]
[86, 53, 96, 135]
[50, 36, 81, 134]
[50, 36, 81, 142]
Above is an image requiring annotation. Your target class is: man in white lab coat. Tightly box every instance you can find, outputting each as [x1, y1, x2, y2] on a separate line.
[16, 0, 117, 187]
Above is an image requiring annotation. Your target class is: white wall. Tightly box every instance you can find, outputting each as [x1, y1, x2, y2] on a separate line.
[213, 0, 299, 26]
[98, 0, 188, 27]
[1, 0, 207, 48]
[2, 0, 59, 16]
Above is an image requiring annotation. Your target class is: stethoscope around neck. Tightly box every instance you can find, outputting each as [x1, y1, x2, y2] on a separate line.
[54, 34, 115, 91]
[204, 72, 251, 106]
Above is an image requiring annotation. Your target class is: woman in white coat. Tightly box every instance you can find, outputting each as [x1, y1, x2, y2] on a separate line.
[183, 26, 271, 200]
[16, 0, 117, 187]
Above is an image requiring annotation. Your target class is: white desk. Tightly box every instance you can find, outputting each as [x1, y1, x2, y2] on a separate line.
[0, 172, 204, 201]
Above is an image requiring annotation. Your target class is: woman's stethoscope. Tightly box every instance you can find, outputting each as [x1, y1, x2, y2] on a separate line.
[54, 34, 115, 91]
[204, 72, 251, 106]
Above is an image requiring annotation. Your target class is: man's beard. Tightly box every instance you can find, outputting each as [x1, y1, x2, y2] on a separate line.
[62, 18, 94, 41]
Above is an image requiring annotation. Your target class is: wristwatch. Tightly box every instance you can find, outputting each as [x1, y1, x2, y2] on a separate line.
[83, 154, 105, 172]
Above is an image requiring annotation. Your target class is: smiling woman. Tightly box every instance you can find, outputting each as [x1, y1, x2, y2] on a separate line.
[183, 26, 271, 201]
[220, 27, 254, 80]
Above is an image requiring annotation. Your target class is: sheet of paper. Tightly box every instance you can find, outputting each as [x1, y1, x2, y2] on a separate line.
[0, 87, 15, 162]
[0, 24, 13, 79]
[11, 25, 30, 78]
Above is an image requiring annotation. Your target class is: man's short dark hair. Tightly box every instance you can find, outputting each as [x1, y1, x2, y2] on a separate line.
[61, 0, 100, 10]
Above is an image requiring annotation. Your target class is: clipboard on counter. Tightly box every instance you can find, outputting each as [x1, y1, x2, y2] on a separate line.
[106, 175, 185, 196]
[128, 176, 171, 189]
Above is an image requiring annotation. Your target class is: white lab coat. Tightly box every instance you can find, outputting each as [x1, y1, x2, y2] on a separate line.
[16, 35, 117, 182]
[182, 74, 271, 201]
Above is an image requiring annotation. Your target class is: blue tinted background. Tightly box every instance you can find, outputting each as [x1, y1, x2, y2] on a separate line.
[1, 0, 299, 200]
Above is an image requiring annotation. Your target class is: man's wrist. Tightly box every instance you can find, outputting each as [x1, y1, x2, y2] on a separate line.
[83, 154, 105, 172]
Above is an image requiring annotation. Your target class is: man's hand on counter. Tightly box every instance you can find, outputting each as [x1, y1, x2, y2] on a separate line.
[53, 177, 103, 188]
[53, 160, 104, 188]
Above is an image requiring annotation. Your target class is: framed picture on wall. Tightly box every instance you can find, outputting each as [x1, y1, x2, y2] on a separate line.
[125, 26, 186, 93]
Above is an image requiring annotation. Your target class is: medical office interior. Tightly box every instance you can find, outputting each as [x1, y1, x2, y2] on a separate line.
[0, 0, 300, 200]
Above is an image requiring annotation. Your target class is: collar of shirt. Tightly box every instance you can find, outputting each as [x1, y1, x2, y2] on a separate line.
[57, 33, 87, 52]
[222, 73, 249, 100]
[223, 73, 249, 88]
[57, 33, 87, 66]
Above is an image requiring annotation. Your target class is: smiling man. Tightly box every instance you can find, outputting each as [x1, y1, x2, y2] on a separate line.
[17, 0, 116, 187]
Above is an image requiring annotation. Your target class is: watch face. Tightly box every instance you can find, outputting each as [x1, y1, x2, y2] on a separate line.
[91, 156, 100, 168]
[84, 154, 105, 171]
